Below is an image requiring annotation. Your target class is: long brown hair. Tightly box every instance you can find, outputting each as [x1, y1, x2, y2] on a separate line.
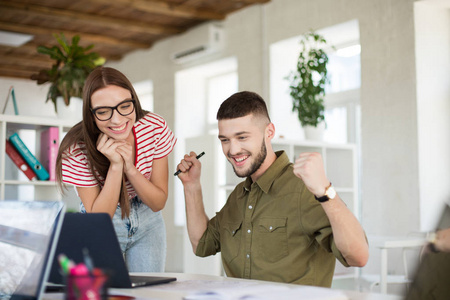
[56, 67, 147, 218]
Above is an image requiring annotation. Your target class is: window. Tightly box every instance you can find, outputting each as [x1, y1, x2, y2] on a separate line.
[206, 72, 238, 133]
[174, 57, 238, 226]
[269, 19, 360, 144]
[269, 20, 362, 222]
[133, 80, 154, 112]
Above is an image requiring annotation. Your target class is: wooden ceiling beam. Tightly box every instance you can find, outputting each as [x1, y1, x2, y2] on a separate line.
[0, 2, 181, 35]
[0, 22, 151, 49]
[0, 66, 34, 80]
[0, 54, 52, 69]
[89, 0, 225, 20]
[232, 0, 271, 3]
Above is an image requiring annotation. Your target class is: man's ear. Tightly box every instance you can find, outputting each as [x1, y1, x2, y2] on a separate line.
[265, 122, 275, 140]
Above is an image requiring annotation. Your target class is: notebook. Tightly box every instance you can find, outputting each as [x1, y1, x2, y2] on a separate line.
[48, 212, 176, 288]
[0, 200, 65, 300]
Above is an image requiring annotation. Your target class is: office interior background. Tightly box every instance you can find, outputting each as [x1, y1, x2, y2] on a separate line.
[1, 0, 449, 294]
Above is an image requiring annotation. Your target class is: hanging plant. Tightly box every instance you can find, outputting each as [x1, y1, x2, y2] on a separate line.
[286, 31, 332, 127]
[31, 33, 105, 112]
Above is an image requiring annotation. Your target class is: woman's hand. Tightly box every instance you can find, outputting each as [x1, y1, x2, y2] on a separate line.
[96, 133, 126, 166]
[116, 142, 136, 175]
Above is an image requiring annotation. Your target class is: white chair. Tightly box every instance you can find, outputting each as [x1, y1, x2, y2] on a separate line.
[359, 235, 427, 294]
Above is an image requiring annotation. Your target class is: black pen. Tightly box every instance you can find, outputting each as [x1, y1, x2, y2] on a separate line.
[174, 151, 205, 176]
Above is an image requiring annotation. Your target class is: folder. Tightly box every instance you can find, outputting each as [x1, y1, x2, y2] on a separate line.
[9, 133, 50, 181]
[5, 140, 38, 181]
[40, 127, 59, 181]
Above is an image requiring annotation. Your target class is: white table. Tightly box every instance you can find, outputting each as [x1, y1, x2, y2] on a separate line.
[103, 272, 403, 300]
[369, 236, 427, 294]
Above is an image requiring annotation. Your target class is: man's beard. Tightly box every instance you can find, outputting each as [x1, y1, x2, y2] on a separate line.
[231, 138, 267, 178]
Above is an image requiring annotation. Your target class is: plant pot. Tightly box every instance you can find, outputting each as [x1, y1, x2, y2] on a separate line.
[56, 97, 83, 122]
[303, 122, 325, 141]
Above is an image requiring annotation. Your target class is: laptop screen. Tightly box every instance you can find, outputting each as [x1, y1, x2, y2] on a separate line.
[0, 200, 65, 300]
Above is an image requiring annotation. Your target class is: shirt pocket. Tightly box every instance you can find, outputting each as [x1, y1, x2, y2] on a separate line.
[221, 221, 243, 264]
[256, 217, 289, 263]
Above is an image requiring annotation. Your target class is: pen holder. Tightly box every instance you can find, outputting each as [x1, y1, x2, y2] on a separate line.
[65, 272, 108, 300]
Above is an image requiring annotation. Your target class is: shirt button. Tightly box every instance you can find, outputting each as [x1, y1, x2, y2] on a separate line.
[248, 205, 253, 209]
[246, 254, 250, 258]
[247, 229, 251, 233]
[269, 226, 273, 231]
[232, 230, 235, 234]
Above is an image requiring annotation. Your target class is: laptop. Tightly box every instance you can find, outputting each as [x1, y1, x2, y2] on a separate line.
[0, 200, 65, 300]
[48, 212, 176, 288]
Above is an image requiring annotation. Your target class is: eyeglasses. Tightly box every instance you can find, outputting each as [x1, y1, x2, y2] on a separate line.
[91, 99, 136, 121]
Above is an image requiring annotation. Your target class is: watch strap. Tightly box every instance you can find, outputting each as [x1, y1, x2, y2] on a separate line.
[314, 182, 333, 203]
[314, 194, 330, 202]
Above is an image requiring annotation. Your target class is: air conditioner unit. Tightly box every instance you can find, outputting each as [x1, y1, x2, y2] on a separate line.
[171, 24, 224, 64]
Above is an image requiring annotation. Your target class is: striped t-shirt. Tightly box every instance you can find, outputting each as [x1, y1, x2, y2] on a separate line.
[61, 112, 176, 199]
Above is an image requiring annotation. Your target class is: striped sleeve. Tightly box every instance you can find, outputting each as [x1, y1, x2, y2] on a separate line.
[155, 124, 176, 158]
[149, 114, 176, 159]
[61, 143, 98, 187]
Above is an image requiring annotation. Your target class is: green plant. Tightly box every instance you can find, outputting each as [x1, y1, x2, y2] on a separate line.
[286, 31, 332, 127]
[31, 33, 105, 112]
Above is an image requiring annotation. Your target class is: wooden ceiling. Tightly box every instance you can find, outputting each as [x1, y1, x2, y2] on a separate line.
[0, 0, 270, 80]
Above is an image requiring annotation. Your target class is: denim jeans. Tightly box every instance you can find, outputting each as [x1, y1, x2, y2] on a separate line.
[80, 196, 166, 272]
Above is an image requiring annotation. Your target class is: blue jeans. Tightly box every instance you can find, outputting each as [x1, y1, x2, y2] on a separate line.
[80, 196, 166, 272]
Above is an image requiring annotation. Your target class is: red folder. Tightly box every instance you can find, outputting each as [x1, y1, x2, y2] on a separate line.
[5, 140, 37, 181]
[40, 127, 59, 181]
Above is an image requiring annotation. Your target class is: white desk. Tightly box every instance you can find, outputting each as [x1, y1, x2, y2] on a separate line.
[369, 236, 427, 294]
[100, 272, 402, 300]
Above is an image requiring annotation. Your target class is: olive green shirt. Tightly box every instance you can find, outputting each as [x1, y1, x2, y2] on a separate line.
[196, 151, 349, 287]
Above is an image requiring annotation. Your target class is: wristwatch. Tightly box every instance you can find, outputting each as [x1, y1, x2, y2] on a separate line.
[314, 182, 336, 203]
[428, 232, 439, 253]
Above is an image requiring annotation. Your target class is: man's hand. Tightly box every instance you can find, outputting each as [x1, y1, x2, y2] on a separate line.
[293, 152, 330, 197]
[176, 151, 202, 185]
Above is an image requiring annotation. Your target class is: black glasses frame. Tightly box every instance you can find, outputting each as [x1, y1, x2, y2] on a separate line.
[91, 99, 136, 121]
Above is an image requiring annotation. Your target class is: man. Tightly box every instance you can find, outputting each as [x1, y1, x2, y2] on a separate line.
[176, 91, 368, 287]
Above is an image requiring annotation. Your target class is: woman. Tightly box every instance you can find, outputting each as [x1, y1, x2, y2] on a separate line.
[56, 67, 176, 272]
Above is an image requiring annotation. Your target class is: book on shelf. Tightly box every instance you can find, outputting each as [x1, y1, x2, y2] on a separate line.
[40, 127, 59, 181]
[5, 140, 38, 181]
[9, 133, 50, 181]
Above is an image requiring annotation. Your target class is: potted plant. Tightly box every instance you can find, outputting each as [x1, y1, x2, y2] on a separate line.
[286, 31, 332, 140]
[31, 33, 105, 116]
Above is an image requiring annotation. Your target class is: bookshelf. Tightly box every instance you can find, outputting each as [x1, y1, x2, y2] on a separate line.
[0, 114, 77, 205]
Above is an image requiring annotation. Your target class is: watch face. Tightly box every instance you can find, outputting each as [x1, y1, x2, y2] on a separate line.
[326, 186, 337, 199]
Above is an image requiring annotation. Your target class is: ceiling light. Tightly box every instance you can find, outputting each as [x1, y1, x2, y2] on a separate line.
[0, 31, 33, 47]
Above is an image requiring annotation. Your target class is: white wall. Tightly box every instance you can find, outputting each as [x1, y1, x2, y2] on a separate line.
[415, 1, 450, 231]
[2, 0, 449, 277]
[0, 78, 54, 117]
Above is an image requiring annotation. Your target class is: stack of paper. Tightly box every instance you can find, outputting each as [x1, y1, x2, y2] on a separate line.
[183, 283, 348, 300]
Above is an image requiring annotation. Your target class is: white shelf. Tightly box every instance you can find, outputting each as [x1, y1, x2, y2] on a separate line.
[0, 114, 76, 201]
[0, 114, 75, 127]
[3, 180, 58, 186]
